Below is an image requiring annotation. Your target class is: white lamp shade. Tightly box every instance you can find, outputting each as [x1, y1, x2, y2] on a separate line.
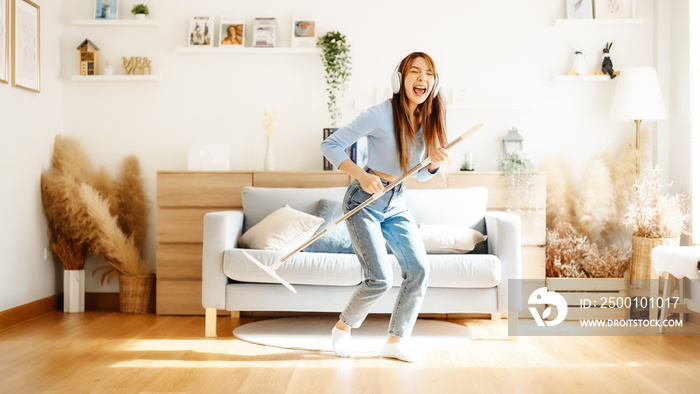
[610, 67, 667, 121]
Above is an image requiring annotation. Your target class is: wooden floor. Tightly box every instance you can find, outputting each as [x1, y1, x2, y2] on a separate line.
[1, 312, 699, 393]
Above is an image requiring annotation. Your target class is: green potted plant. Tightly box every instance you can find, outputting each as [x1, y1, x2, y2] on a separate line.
[502, 150, 536, 213]
[317, 31, 352, 127]
[131, 4, 149, 20]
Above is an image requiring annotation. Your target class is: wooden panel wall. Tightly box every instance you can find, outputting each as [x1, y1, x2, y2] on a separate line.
[156, 172, 252, 315]
[156, 170, 546, 315]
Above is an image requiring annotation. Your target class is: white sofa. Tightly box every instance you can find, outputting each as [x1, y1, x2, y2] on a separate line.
[202, 186, 521, 337]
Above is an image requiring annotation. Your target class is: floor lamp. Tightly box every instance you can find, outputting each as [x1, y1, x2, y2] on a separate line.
[609, 67, 667, 171]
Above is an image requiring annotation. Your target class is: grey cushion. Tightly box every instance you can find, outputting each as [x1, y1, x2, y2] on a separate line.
[303, 199, 355, 254]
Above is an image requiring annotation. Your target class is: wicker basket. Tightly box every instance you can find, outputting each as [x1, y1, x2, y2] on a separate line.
[631, 236, 680, 281]
[119, 274, 156, 314]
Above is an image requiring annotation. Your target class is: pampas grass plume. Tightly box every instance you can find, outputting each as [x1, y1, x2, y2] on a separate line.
[115, 155, 149, 252]
[573, 157, 615, 245]
[543, 158, 573, 227]
[51, 135, 94, 183]
[78, 183, 149, 279]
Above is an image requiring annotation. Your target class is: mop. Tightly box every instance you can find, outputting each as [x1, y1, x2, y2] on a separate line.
[242, 122, 485, 293]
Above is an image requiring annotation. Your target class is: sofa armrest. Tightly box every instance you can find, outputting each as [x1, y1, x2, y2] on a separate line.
[485, 211, 522, 313]
[202, 210, 244, 310]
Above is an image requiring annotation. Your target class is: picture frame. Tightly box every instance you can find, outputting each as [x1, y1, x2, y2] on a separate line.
[594, 0, 635, 19]
[566, 0, 593, 19]
[219, 16, 245, 47]
[291, 16, 316, 48]
[253, 17, 277, 48]
[12, 0, 39, 92]
[189, 16, 213, 46]
[1, 0, 8, 84]
[94, 0, 118, 21]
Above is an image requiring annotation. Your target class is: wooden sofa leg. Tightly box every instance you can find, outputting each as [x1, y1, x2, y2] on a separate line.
[205, 308, 218, 338]
[491, 312, 501, 320]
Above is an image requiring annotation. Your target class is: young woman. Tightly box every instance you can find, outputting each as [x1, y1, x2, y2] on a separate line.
[320, 52, 448, 363]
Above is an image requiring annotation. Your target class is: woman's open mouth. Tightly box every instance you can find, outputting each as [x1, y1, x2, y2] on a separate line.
[413, 86, 427, 97]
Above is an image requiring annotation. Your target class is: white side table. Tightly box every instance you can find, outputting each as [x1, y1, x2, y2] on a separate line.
[651, 246, 700, 333]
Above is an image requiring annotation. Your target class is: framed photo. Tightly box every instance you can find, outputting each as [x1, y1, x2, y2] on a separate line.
[1, 0, 8, 84]
[12, 0, 39, 92]
[594, 0, 635, 19]
[253, 17, 277, 48]
[94, 0, 118, 20]
[291, 16, 316, 48]
[189, 16, 213, 46]
[566, 0, 593, 19]
[219, 16, 244, 46]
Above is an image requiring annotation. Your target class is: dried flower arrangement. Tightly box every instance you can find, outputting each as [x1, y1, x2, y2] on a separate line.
[544, 145, 638, 278]
[263, 109, 279, 139]
[624, 164, 690, 238]
[546, 222, 629, 278]
[41, 136, 150, 283]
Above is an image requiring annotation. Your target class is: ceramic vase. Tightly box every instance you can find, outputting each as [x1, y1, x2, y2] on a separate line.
[63, 270, 85, 313]
[264, 137, 274, 171]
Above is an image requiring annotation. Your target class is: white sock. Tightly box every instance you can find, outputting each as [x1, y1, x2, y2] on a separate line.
[332, 327, 353, 358]
[381, 342, 420, 363]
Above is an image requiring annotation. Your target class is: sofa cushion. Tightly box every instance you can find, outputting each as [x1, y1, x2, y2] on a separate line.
[303, 199, 355, 254]
[241, 186, 347, 233]
[417, 254, 501, 288]
[238, 205, 324, 255]
[225, 249, 363, 286]
[419, 223, 487, 254]
[224, 249, 501, 288]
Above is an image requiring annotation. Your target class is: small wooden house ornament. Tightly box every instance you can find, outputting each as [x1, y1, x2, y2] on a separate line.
[77, 39, 100, 76]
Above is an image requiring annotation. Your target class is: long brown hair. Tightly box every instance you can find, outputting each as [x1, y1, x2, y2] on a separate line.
[391, 52, 447, 174]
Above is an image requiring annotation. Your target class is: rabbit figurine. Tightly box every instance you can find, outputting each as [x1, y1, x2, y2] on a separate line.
[601, 42, 616, 79]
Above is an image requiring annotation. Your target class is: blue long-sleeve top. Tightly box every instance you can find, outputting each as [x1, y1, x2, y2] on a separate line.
[320, 100, 438, 182]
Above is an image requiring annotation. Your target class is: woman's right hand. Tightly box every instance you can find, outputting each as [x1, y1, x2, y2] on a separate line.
[359, 172, 384, 195]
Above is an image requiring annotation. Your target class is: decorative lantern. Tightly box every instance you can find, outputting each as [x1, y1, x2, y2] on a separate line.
[502, 127, 524, 158]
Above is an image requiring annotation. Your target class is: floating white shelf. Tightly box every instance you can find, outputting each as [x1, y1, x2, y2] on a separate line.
[71, 19, 161, 27]
[71, 75, 161, 82]
[552, 74, 616, 82]
[174, 46, 321, 54]
[554, 18, 643, 26]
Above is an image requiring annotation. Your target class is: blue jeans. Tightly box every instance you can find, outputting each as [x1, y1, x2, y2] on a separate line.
[339, 171, 430, 338]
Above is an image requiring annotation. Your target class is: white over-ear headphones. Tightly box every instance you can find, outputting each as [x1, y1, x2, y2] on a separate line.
[391, 62, 441, 98]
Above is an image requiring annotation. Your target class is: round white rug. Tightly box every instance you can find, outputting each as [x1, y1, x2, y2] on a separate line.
[233, 315, 474, 353]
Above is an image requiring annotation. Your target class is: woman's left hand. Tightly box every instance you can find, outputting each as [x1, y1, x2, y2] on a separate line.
[427, 145, 449, 173]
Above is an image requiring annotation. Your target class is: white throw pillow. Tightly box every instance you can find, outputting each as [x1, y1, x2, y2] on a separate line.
[419, 223, 487, 254]
[239, 205, 324, 255]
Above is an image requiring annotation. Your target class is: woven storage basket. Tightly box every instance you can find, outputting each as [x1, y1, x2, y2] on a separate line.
[119, 274, 156, 314]
[631, 236, 680, 280]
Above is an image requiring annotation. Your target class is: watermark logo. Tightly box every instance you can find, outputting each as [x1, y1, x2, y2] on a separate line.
[528, 287, 568, 326]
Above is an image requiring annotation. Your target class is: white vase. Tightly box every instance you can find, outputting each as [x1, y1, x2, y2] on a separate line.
[63, 270, 85, 313]
[135, 13, 146, 20]
[264, 138, 274, 171]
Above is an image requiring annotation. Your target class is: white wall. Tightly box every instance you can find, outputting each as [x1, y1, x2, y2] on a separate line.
[0, 0, 63, 311]
[664, 0, 691, 196]
[57, 0, 666, 292]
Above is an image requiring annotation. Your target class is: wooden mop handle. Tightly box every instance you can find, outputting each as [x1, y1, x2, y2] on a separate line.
[270, 122, 485, 270]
